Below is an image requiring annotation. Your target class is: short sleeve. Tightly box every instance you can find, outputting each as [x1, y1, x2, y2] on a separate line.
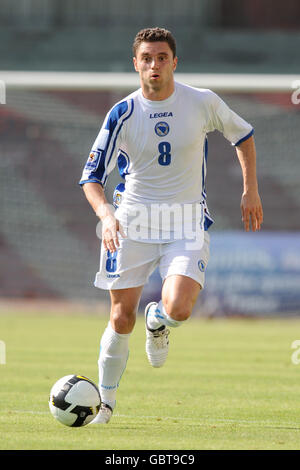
[79, 99, 134, 187]
[206, 91, 254, 146]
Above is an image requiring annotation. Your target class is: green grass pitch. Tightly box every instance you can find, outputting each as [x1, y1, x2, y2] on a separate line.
[1, 307, 300, 450]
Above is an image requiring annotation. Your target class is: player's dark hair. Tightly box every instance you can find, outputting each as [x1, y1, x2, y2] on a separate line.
[132, 27, 177, 58]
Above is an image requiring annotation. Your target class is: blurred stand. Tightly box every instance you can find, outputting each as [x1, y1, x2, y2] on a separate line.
[0, 0, 299, 316]
[0, 0, 299, 73]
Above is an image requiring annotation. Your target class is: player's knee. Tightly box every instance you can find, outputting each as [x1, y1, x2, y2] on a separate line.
[110, 307, 136, 334]
[163, 299, 193, 322]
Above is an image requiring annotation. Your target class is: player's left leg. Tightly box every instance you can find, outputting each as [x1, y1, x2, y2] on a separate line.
[145, 232, 210, 367]
[154, 274, 201, 326]
[145, 276, 201, 367]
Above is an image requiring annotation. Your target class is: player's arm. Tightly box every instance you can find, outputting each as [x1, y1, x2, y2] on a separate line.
[235, 135, 263, 232]
[82, 182, 125, 252]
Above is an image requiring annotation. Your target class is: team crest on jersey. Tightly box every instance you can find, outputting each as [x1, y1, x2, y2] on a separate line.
[198, 259, 206, 272]
[155, 121, 169, 137]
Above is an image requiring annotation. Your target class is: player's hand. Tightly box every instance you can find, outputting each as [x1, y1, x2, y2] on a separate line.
[101, 213, 126, 253]
[240, 190, 263, 232]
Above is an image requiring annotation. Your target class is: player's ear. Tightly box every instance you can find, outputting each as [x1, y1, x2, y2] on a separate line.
[133, 57, 139, 72]
[173, 56, 178, 72]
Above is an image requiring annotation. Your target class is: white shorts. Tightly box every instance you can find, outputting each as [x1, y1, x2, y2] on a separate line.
[94, 232, 210, 290]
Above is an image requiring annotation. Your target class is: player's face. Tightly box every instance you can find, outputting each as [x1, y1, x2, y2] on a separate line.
[133, 41, 177, 100]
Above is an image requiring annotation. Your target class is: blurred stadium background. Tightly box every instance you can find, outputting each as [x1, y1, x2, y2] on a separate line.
[0, 0, 299, 316]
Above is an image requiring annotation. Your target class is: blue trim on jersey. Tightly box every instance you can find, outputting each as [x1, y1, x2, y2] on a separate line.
[204, 211, 213, 231]
[234, 128, 254, 147]
[79, 178, 103, 187]
[200, 136, 214, 231]
[102, 99, 134, 186]
[201, 137, 208, 200]
[117, 150, 130, 179]
[98, 100, 130, 185]
[79, 99, 134, 187]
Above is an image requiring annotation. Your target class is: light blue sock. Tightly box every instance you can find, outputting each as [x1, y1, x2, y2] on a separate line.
[147, 300, 184, 330]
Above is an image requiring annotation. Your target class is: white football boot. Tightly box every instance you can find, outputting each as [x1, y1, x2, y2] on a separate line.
[145, 302, 170, 368]
[90, 403, 113, 424]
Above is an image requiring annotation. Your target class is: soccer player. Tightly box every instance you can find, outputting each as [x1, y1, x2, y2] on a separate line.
[79, 28, 263, 424]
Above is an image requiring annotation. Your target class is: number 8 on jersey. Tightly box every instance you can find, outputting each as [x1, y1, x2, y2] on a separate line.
[158, 141, 171, 166]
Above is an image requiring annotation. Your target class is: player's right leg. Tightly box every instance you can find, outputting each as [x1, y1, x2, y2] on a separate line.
[91, 237, 159, 424]
[91, 286, 143, 424]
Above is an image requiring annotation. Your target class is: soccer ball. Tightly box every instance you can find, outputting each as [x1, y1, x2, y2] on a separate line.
[49, 374, 101, 427]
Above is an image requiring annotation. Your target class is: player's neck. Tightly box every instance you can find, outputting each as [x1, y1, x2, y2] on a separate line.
[141, 81, 175, 101]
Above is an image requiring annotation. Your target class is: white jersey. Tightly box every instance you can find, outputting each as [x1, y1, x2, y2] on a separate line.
[79, 81, 253, 240]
